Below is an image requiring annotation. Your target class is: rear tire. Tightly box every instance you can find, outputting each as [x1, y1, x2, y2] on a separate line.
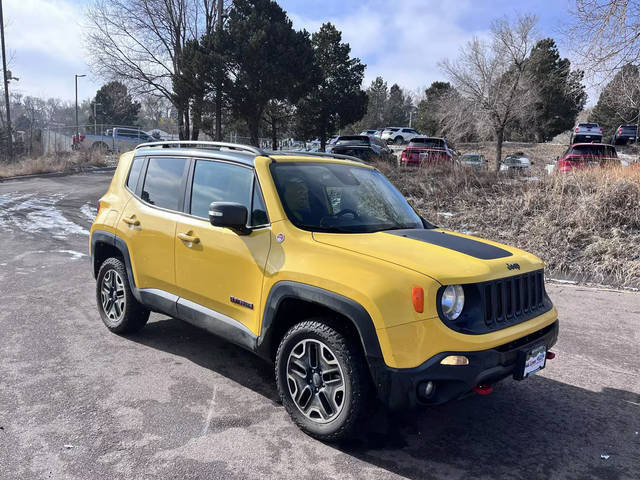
[96, 257, 149, 334]
[275, 318, 371, 442]
[394, 136, 404, 145]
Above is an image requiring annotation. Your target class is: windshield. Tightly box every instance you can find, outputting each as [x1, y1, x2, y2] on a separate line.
[570, 145, 616, 156]
[505, 155, 527, 164]
[409, 138, 445, 148]
[270, 162, 426, 233]
[336, 136, 370, 145]
[461, 154, 482, 162]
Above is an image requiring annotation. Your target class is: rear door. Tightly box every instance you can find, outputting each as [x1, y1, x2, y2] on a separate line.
[174, 158, 271, 335]
[118, 156, 189, 294]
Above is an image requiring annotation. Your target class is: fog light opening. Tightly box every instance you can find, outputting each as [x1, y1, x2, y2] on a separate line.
[417, 381, 435, 400]
[440, 355, 469, 366]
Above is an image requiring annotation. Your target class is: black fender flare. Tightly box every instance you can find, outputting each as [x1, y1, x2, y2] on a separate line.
[257, 281, 386, 383]
[90, 230, 141, 303]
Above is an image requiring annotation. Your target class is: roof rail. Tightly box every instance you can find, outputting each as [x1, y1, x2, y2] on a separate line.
[135, 140, 266, 156]
[274, 150, 365, 164]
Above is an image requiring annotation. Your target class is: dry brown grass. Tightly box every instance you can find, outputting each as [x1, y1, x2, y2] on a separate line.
[377, 161, 640, 289]
[0, 151, 111, 179]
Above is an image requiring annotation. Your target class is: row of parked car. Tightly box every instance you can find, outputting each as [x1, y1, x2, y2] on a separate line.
[570, 122, 638, 145]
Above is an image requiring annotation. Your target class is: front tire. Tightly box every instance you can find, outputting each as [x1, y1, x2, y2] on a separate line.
[275, 318, 371, 442]
[394, 136, 404, 145]
[96, 257, 150, 333]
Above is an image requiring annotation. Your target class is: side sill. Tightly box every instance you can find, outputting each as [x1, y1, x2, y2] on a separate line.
[176, 298, 257, 352]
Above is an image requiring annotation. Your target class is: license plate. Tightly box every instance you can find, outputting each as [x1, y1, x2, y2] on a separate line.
[523, 345, 546, 378]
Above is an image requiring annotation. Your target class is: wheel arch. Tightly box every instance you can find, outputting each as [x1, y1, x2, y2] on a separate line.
[91, 230, 140, 301]
[257, 281, 385, 377]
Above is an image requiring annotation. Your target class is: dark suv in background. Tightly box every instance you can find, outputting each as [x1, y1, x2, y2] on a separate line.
[611, 125, 638, 145]
[330, 135, 395, 163]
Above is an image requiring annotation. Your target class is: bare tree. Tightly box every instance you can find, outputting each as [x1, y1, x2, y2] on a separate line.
[85, 0, 220, 139]
[440, 14, 538, 169]
[568, 1, 640, 79]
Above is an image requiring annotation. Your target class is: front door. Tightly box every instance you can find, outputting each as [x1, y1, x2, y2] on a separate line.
[174, 159, 271, 335]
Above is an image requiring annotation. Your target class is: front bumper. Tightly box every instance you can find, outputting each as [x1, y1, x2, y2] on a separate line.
[372, 320, 559, 410]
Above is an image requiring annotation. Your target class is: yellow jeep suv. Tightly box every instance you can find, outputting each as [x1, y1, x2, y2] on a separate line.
[90, 141, 558, 441]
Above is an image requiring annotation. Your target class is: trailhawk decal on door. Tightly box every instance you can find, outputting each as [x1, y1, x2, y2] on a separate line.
[230, 296, 254, 309]
[386, 229, 513, 260]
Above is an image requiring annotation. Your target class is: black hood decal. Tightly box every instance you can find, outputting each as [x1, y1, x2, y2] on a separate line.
[386, 229, 513, 260]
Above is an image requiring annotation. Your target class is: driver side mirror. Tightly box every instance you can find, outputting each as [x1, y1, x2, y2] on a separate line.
[209, 202, 251, 235]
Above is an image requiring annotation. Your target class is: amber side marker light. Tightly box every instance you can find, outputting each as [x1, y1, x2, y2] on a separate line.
[412, 286, 424, 313]
[440, 355, 470, 366]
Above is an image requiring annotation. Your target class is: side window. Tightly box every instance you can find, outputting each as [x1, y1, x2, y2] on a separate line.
[190, 160, 253, 219]
[141, 157, 188, 210]
[126, 157, 145, 191]
[251, 179, 269, 226]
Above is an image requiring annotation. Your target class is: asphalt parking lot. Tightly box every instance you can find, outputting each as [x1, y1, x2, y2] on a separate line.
[0, 170, 638, 479]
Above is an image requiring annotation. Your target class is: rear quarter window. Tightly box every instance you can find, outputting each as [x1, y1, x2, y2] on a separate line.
[126, 157, 145, 191]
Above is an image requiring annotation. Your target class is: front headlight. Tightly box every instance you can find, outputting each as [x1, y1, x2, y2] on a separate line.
[441, 285, 465, 321]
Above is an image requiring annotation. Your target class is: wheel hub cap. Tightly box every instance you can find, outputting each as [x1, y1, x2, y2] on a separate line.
[286, 338, 346, 424]
[100, 269, 126, 324]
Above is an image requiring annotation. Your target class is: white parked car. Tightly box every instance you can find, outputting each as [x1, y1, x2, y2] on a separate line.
[380, 127, 421, 145]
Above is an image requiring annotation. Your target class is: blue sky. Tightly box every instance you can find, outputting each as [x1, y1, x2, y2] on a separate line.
[5, 0, 579, 103]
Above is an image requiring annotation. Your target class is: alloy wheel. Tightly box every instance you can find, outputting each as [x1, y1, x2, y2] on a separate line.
[286, 339, 346, 423]
[100, 269, 126, 324]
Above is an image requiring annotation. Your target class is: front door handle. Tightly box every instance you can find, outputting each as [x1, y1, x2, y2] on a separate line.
[122, 216, 140, 226]
[177, 232, 200, 244]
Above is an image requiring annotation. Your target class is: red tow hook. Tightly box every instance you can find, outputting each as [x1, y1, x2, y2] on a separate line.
[472, 384, 493, 395]
[546, 351, 556, 360]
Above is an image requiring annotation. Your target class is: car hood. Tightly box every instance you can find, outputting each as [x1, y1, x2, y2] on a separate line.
[312, 228, 543, 285]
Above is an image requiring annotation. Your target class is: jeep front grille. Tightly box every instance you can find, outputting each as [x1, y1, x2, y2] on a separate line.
[480, 270, 547, 327]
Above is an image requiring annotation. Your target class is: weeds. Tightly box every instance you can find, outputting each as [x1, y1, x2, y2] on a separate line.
[0, 151, 110, 179]
[377, 161, 640, 289]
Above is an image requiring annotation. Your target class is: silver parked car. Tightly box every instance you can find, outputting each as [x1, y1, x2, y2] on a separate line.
[500, 152, 531, 174]
[459, 153, 488, 170]
[570, 123, 603, 144]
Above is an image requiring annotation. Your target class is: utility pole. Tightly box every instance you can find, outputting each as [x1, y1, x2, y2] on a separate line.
[93, 102, 102, 134]
[0, 0, 13, 161]
[214, 0, 223, 140]
[74, 74, 86, 147]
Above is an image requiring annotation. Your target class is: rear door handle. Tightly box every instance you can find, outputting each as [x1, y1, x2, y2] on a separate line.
[122, 216, 140, 226]
[177, 232, 200, 244]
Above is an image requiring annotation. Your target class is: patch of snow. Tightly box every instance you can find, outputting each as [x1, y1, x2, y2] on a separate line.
[80, 203, 97, 221]
[547, 278, 578, 285]
[0, 193, 88, 237]
[55, 250, 87, 260]
[436, 212, 456, 217]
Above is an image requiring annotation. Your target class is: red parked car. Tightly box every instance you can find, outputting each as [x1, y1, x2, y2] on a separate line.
[399, 137, 453, 166]
[556, 143, 618, 173]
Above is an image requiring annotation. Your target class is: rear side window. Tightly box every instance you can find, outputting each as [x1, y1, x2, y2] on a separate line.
[126, 157, 145, 191]
[190, 160, 253, 219]
[141, 157, 188, 210]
